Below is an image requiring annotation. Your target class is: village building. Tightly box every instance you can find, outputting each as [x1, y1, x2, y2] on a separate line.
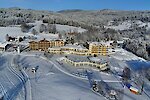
[29, 39, 65, 51]
[48, 42, 113, 56]
[54, 40, 65, 47]
[60, 56, 109, 71]
[29, 41, 38, 50]
[38, 39, 50, 51]
[29, 39, 115, 56]
[88, 42, 111, 56]
[48, 44, 89, 55]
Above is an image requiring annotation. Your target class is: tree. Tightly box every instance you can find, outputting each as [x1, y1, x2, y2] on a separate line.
[52, 24, 57, 34]
[31, 29, 38, 35]
[21, 23, 30, 33]
[39, 24, 47, 33]
[70, 38, 74, 44]
[47, 24, 57, 34]
[83, 42, 89, 49]
[19, 37, 23, 42]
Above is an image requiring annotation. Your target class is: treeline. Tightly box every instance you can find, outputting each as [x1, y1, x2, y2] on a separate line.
[0, 18, 35, 27]
[71, 28, 120, 43]
[20, 23, 57, 34]
[42, 17, 99, 31]
[113, 15, 150, 23]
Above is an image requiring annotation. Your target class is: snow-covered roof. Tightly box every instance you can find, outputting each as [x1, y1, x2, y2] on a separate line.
[89, 57, 108, 63]
[67, 55, 90, 62]
[48, 47, 61, 50]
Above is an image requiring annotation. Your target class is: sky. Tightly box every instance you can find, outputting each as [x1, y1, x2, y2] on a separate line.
[0, 0, 150, 11]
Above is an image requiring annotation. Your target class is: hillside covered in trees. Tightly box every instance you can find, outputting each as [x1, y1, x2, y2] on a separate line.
[0, 7, 150, 60]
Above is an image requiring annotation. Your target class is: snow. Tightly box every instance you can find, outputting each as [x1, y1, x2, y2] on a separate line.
[29, 21, 87, 33]
[0, 27, 25, 42]
[110, 48, 146, 61]
[0, 54, 27, 100]
[89, 56, 108, 63]
[56, 24, 87, 33]
[109, 48, 150, 71]
[33, 33, 58, 40]
[0, 53, 103, 100]
[0, 51, 150, 100]
[105, 21, 131, 31]
[146, 23, 150, 30]
[0, 25, 59, 43]
[106, 20, 150, 31]
[0, 21, 86, 43]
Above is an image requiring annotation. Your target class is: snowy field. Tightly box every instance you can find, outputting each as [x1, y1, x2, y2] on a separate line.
[56, 24, 87, 33]
[0, 21, 86, 42]
[0, 27, 25, 42]
[109, 48, 150, 71]
[30, 21, 87, 33]
[0, 26, 59, 43]
[110, 48, 146, 61]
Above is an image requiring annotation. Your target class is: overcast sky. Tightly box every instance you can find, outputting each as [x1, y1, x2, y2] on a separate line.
[0, 0, 150, 11]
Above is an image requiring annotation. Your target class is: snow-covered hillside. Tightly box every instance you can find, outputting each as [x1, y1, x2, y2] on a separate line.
[0, 21, 86, 42]
[105, 21, 132, 30]
[30, 21, 87, 33]
[56, 24, 86, 33]
[105, 20, 150, 31]
[111, 48, 146, 61]
[0, 27, 24, 42]
[0, 26, 59, 42]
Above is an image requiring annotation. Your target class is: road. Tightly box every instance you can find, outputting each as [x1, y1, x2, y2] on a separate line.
[0, 54, 26, 100]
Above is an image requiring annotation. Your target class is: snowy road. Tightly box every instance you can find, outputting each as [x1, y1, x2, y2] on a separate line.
[0, 54, 27, 100]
